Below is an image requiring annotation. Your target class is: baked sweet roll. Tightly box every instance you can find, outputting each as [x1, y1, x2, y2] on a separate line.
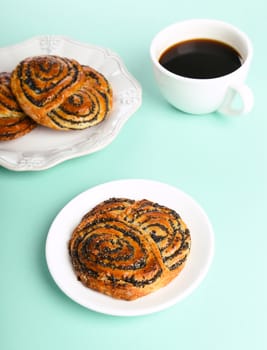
[69, 197, 191, 300]
[10, 55, 113, 131]
[0, 72, 37, 141]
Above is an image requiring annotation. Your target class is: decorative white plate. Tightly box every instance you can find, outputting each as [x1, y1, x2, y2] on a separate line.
[0, 36, 142, 171]
[46, 179, 214, 316]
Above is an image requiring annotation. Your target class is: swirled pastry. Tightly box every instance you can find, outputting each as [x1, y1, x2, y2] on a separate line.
[69, 197, 191, 300]
[0, 72, 36, 141]
[10, 55, 112, 131]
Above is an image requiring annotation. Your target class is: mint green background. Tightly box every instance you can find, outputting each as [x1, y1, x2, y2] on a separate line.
[1, 0, 266, 349]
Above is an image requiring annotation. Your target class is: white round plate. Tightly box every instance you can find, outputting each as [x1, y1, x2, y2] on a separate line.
[0, 36, 141, 171]
[46, 179, 214, 316]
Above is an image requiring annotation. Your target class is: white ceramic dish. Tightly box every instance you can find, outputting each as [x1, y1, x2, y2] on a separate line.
[0, 36, 142, 171]
[46, 179, 215, 316]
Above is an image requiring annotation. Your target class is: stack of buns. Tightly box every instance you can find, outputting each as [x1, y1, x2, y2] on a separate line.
[0, 55, 113, 141]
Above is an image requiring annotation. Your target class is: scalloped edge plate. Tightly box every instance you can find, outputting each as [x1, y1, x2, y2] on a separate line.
[0, 36, 142, 171]
[46, 179, 215, 316]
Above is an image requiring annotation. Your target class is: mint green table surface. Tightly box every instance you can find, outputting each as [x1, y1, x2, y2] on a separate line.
[1, 0, 266, 349]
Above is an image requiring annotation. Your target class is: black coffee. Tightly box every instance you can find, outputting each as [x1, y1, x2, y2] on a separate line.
[159, 39, 242, 79]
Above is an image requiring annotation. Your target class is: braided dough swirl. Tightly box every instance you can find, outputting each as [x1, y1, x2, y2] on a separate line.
[69, 198, 191, 300]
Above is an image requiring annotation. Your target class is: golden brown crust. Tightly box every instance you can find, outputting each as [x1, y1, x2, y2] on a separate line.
[0, 72, 37, 141]
[69, 197, 191, 301]
[82, 65, 113, 112]
[10, 56, 113, 131]
[0, 116, 36, 141]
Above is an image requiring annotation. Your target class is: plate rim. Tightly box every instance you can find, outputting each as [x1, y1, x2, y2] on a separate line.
[45, 178, 215, 316]
[0, 35, 142, 171]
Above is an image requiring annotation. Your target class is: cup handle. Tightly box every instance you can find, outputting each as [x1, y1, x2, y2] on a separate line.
[218, 84, 254, 116]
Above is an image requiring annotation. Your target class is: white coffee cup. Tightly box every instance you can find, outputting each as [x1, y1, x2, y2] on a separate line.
[150, 19, 254, 115]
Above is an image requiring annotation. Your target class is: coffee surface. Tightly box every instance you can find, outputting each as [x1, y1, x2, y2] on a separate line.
[159, 39, 242, 79]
